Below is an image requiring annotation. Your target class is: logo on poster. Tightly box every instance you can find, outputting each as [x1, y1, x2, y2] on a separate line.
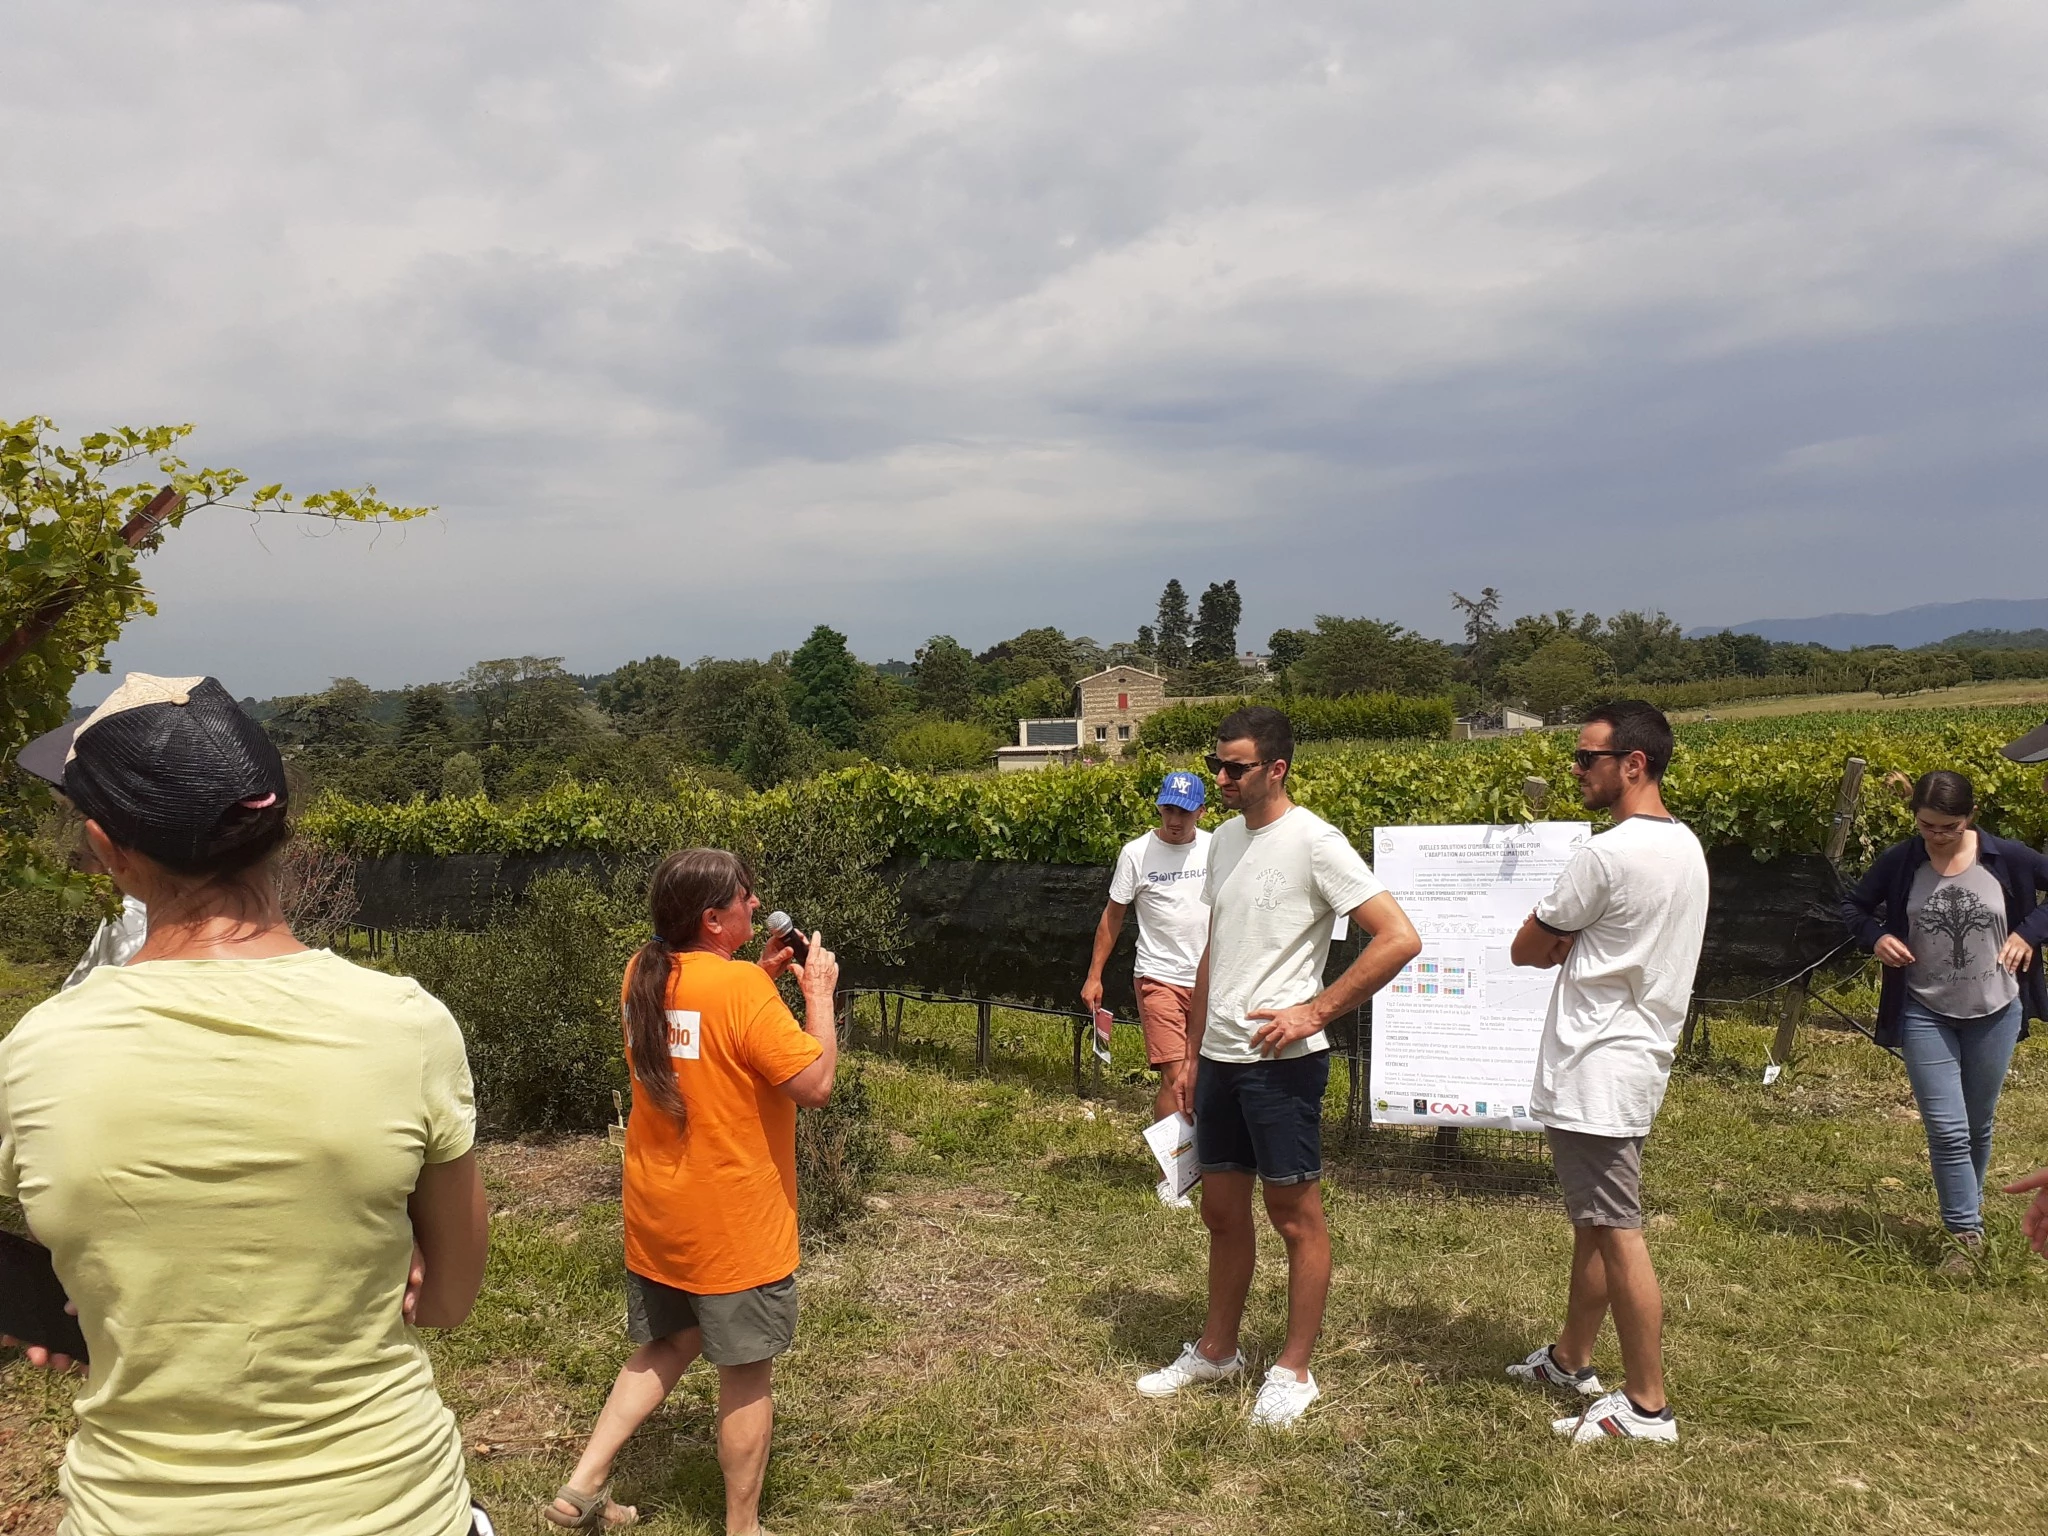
[1429, 1101, 1473, 1116]
[1411, 1097, 1427, 1114]
[665, 1009, 702, 1060]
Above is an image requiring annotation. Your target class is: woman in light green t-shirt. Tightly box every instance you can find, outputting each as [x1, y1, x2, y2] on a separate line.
[0, 675, 493, 1536]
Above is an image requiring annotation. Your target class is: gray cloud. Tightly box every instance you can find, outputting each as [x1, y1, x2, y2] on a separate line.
[5, 0, 2045, 698]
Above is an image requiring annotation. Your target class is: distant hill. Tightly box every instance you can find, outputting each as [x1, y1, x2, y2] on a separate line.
[1690, 598, 2048, 650]
[1932, 627, 2048, 651]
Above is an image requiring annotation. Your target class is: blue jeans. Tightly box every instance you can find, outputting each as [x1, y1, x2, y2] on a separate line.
[1898, 995, 2024, 1235]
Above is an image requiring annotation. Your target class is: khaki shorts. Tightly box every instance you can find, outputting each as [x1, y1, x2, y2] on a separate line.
[1546, 1127, 1646, 1229]
[625, 1270, 797, 1364]
[1135, 978, 1194, 1068]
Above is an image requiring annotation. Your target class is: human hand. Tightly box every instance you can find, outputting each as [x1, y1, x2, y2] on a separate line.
[403, 1242, 426, 1325]
[2000, 933, 2035, 974]
[1080, 976, 1104, 1014]
[1874, 935, 1916, 968]
[793, 936, 838, 1003]
[1246, 1003, 1323, 1057]
[1173, 1065, 1197, 1118]
[2002, 1167, 2048, 1257]
[1, 1302, 84, 1376]
[759, 929, 797, 980]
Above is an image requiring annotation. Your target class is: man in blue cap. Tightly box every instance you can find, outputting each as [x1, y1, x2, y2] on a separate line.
[1083, 769, 1212, 1185]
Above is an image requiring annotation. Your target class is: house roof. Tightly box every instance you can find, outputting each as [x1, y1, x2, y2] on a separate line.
[1074, 665, 1164, 686]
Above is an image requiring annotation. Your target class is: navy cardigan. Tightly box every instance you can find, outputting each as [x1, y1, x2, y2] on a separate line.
[1839, 831, 2048, 1048]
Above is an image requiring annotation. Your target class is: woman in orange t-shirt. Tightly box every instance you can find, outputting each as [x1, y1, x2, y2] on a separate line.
[545, 849, 839, 1533]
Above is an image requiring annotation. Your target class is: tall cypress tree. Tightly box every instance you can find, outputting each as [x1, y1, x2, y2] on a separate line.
[787, 624, 863, 748]
[1156, 580, 1192, 669]
[1192, 580, 1241, 663]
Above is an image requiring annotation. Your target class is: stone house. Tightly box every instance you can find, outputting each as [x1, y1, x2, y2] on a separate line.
[1075, 665, 1167, 751]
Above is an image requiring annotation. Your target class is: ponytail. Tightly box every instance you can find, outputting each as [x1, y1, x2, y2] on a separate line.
[624, 939, 686, 1123]
[622, 847, 757, 1127]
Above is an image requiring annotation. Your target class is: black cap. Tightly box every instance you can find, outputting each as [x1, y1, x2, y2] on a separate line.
[22, 674, 289, 871]
[2004, 717, 2048, 764]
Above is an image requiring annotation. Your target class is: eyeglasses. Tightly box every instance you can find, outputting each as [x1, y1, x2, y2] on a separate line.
[1205, 754, 1266, 780]
[1571, 749, 1632, 771]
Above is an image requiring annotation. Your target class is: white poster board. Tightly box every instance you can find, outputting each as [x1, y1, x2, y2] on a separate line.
[1368, 822, 1591, 1130]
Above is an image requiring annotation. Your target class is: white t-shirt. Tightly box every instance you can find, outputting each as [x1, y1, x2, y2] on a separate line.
[1529, 815, 1710, 1137]
[1108, 828, 1212, 987]
[1200, 805, 1385, 1063]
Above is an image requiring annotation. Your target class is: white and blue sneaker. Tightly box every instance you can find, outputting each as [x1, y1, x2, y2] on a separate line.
[1553, 1388, 1679, 1444]
[1248, 1364, 1320, 1429]
[1507, 1344, 1605, 1398]
[1136, 1341, 1243, 1398]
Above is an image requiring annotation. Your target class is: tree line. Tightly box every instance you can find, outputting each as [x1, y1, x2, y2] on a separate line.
[255, 579, 2048, 806]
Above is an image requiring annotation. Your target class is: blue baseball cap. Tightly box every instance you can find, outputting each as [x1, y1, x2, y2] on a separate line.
[1156, 771, 1206, 811]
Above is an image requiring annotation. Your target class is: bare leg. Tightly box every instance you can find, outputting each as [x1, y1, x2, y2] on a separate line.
[1196, 1171, 1257, 1362]
[717, 1360, 776, 1535]
[1553, 1224, 1609, 1372]
[1153, 1060, 1188, 1127]
[1593, 1227, 1666, 1411]
[1263, 1180, 1330, 1376]
[553, 1330, 702, 1523]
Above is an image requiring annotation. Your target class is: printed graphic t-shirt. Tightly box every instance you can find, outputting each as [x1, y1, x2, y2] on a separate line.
[1109, 828, 1213, 986]
[1529, 815, 1710, 1137]
[1200, 805, 1385, 1063]
[1905, 858, 2019, 1019]
[623, 952, 823, 1294]
[0, 952, 477, 1536]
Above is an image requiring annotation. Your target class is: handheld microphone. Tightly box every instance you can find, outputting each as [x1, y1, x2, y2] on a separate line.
[765, 911, 811, 964]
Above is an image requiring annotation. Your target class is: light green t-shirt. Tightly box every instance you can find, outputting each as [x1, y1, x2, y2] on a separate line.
[0, 950, 477, 1536]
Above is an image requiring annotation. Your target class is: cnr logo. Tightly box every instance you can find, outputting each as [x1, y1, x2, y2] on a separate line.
[1429, 1101, 1473, 1116]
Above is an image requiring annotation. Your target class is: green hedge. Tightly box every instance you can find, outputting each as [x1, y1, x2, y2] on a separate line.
[301, 707, 2048, 869]
[1137, 693, 1456, 751]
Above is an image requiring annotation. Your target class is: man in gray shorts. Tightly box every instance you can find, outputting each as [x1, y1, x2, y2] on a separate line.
[1507, 701, 1708, 1445]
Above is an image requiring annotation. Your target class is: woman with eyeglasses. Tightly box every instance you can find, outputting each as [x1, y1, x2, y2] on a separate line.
[1841, 770, 2048, 1262]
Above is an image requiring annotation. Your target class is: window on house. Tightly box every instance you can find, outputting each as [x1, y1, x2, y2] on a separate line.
[1117, 692, 1129, 710]
[1118, 724, 1131, 741]
[1095, 725, 1108, 742]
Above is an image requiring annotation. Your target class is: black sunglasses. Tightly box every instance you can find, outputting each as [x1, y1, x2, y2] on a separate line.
[1205, 754, 1267, 780]
[1572, 748, 1633, 771]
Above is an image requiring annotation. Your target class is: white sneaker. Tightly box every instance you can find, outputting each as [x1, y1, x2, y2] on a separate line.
[1135, 1341, 1243, 1398]
[1155, 1179, 1194, 1209]
[1247, 1364, 1319, 1429]
[1553, 1388, 1679, 1444]
[1507, 1344, 1605, 1398]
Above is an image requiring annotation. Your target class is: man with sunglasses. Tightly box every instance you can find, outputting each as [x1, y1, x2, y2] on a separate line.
[1506, 700, 1708, 1446]
[1135, 706, 1421, 1429]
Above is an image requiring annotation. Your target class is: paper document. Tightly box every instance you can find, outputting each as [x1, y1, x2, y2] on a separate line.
[1091, 1007, 1114, 1065]
[1369, 821, 1591, 1131]
[1143, 1113, 1201, 1197]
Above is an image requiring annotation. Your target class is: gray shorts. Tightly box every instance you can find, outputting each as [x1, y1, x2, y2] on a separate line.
[1546, 1127, 1646, 1229]
[625, 1270, 797, 1365]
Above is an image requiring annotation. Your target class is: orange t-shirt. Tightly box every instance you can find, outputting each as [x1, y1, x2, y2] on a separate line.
[621, 951, 823, 1295]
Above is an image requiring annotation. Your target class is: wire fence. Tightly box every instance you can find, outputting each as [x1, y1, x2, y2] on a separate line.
[834, 938, 1885, 1202]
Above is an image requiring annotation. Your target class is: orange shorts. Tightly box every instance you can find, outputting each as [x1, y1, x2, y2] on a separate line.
[1135, 977, 1195, 1068]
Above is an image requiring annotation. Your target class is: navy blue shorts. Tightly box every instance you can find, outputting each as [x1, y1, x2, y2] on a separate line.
[1194, 1052, 1330, 1186]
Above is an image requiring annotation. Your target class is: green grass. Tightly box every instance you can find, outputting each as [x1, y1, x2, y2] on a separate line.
[449, 1019, 2048, 1535]
[6, 973, 2048, 1532]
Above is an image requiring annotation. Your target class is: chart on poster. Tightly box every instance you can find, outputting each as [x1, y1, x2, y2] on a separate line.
[1369, 821, 1591, 1129]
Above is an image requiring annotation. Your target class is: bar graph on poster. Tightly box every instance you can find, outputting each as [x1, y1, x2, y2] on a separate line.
[1369, 822, 1591, 1130]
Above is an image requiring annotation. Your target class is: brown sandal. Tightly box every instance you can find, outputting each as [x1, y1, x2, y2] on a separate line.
[541, 1483, 637, 1530]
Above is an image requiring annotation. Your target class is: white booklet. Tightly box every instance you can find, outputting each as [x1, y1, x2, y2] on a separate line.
[1142, 1113, 1201, 1197]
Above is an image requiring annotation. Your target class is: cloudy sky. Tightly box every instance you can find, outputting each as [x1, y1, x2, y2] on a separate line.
[8, 1, 2046, 699]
